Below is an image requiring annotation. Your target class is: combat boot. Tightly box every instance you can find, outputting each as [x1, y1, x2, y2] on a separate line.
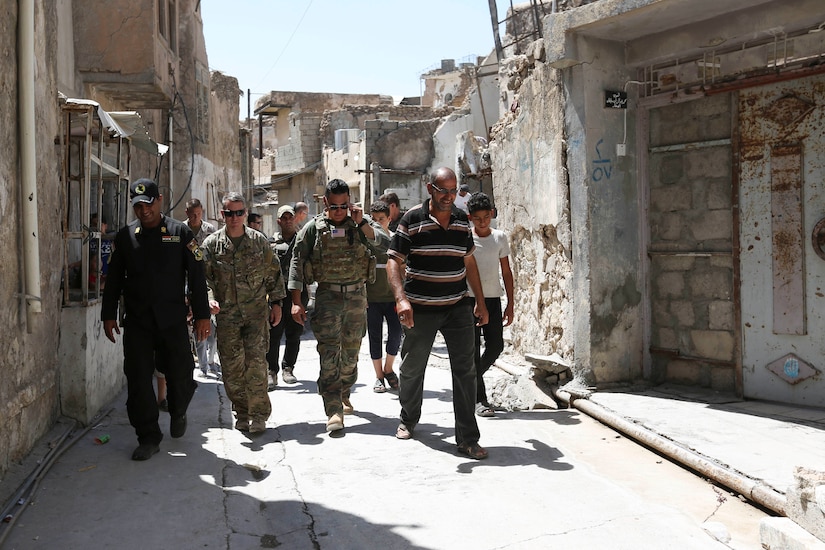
[267, 372, 277, 391]
[282, 367, 297, 384]
[326, 413, 344, 432]
[342, 397, 354, 415]
[249, 419, 266, 434]
[235, 416, 249, 432]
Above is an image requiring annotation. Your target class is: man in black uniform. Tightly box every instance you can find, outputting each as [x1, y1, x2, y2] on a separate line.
[103, 179, 211, 461]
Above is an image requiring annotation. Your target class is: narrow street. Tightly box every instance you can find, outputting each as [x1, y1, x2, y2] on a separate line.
[2, 333, 766, 550]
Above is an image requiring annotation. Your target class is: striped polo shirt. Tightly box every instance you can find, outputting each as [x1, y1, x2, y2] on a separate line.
[387, 199, 475, 307]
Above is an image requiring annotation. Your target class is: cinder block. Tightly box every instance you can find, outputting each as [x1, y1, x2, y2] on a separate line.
[706, 178, 732, 209]
[690, 329, 735, 361]
[689, 269, 732, 300]
[686, 146, 731, 179]
[655, 327, 677, 349]
[710, 366, 736, 392]
[666, 359, 702, 385]
[691, 209, 732, 241]
[670, 300, 695, 327]
[654, 255, 695, 272]
[651, 212, 684, 241]
[650, 186, 692, 213]
[655, 271, 685, 298]
[656, 155, 684, 185]
[708, 300, 734, 330]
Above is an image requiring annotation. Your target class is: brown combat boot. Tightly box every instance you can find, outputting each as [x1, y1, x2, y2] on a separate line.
[326, 413, 344, 432]
[249, 419, 266, 434]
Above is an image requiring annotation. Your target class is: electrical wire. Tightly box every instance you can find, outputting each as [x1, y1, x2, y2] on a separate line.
[254, 0, 315, 90]
[621, 80, 646, 145]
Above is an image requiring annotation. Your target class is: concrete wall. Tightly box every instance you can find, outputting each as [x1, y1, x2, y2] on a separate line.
[1, 0, 64, 477]
[567, 35, 644, 385]
[58, 304, 124, 424]
[491, 18, 646, 385]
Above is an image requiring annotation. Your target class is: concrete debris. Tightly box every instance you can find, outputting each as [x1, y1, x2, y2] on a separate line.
[701, 521, 731, 543]
[760, 517, 825, 550]
[785, 467, 825, 543]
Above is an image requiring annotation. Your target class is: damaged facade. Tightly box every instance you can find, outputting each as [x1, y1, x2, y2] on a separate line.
[2, 0, 242, 478]
[251, 56, 500, 233]
[492, 0, 825, 409]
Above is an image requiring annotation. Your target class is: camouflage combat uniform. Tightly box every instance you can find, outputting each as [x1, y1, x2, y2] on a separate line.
[202, 226, 286, 423]
[288, 214, 389, 417]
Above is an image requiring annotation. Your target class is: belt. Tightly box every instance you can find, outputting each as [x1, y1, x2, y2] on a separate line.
[317, 282, 364, 293]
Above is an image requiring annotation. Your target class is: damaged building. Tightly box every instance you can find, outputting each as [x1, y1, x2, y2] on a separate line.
[2, 0, 243, 479]
[492, 0, 825, 409]
[250, 55, 500, 235]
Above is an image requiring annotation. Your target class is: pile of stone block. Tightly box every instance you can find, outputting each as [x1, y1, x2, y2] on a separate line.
[761, 467, 825, 549]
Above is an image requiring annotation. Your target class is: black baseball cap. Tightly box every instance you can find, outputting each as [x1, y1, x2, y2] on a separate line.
[130, 179, 160, 206]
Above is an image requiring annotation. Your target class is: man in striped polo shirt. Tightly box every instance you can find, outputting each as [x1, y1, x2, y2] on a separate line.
[387, 167, 490, 460]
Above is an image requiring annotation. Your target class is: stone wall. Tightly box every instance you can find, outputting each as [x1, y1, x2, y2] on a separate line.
[320, 105, 442, 148]
[0, 0, 64, 477]
[489, 57, 577, 375]
[275, 114, 323, 173]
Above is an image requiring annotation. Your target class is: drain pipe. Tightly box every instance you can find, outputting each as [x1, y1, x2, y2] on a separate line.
[555, 389, 787, 516]
[18, 0, 42, 326]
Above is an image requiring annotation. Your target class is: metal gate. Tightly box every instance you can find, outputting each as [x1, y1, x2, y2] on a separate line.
[739, 74, 825, 407]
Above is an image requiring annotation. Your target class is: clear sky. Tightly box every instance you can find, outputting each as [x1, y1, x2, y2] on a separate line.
[201, 0, 509, 116]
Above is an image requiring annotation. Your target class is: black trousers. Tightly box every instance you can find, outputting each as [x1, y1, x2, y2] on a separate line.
[123, 319, 197, 445]
[267, 289, 306, 374]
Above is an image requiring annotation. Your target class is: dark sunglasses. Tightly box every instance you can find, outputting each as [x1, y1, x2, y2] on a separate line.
[222, 208, 246, 218]
[431, 183, 458, 195]
[327, 204, 349, 211]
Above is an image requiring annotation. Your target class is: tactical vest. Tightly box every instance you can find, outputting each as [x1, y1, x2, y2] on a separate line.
[304, 216, 375, 284]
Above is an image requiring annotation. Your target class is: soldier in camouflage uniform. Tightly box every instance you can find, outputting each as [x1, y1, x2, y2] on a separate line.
[202, 192, 286, 434]
[289, 179, 390, 432]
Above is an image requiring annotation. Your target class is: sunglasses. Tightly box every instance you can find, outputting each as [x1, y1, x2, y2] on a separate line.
[327, 204, 349, 211]
[222, 208, 246, 218]
[430, 184, 458, 195]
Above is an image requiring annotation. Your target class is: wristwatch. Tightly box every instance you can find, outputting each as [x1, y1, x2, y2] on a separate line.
[269, 300, 282, 307]
[357, 219, 368, 228]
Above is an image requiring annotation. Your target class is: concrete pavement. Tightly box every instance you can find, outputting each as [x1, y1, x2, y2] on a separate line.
[1, 330, 822, 549]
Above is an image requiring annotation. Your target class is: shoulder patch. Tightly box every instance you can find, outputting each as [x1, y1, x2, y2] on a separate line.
[187, 238, 204, 261]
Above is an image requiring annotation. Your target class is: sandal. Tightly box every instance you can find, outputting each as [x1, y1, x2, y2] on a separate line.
[457, 442, 488, 460]
[475, 403, 495, 418]
[384, 371, 399, 390]
[373, 378, 386, 393]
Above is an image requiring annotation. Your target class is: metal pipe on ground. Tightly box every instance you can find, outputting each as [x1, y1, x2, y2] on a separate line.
[555, 390, 786, 516]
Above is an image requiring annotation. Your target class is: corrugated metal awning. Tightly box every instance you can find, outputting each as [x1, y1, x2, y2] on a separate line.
[65, 98, 168, 156]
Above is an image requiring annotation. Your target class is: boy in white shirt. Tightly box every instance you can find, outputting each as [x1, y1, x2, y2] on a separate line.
[467, 193, 514, 417]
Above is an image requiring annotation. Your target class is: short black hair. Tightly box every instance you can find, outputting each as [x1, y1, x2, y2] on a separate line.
[467, 192, 493, 214]
[370, 200, 390, 215]
[247, 212, 262, 223]
[326, 179, 350, 197]
[185, 198, 203, 210]
[378, 192, 399, 207]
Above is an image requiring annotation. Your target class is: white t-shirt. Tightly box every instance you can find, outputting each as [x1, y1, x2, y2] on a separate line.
[453, 192, 470, 213]
[469, 229, 510, 298]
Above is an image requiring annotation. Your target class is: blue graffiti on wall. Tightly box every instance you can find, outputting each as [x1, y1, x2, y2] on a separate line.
[592, 139, 612, 181]
[783, 356, 800, 378]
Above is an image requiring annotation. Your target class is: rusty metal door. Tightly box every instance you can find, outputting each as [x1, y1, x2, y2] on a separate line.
[739, 74, 825, 407]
